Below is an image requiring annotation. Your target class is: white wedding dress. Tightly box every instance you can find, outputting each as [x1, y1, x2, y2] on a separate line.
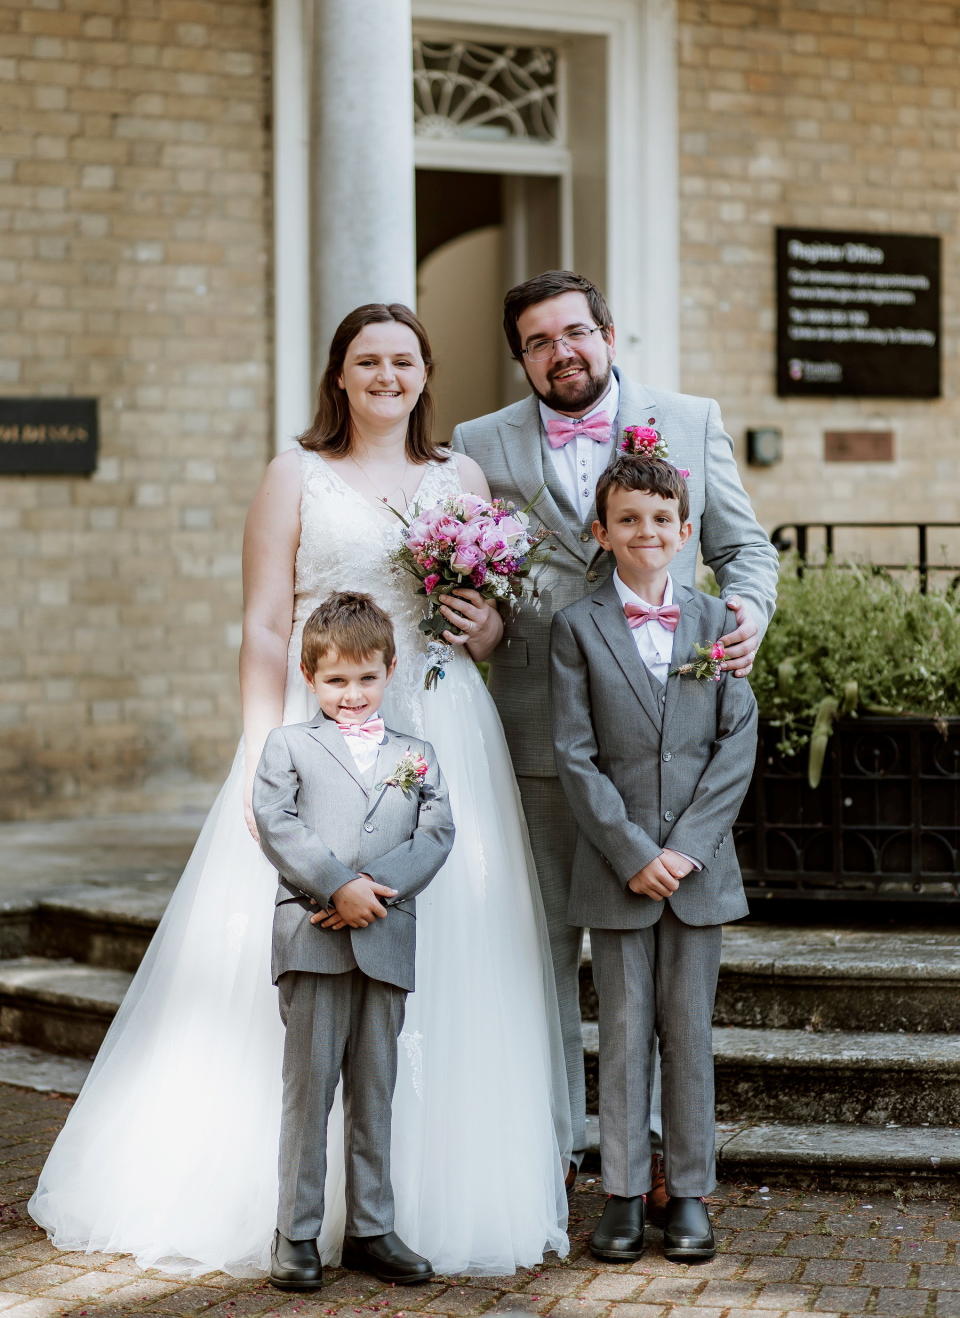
[29, 451, 571, 1278]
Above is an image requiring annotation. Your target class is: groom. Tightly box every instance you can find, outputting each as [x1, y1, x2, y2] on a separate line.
[451, 269, 779, 1190]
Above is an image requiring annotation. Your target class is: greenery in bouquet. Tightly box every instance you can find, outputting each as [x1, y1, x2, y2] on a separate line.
[749, 558, 960, 786]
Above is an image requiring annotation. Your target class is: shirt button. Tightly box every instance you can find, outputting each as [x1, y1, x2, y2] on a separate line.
[662, 751, 672, 762]
[579, 531, 591, 542]
[664, 810, 675, 822]
[363, 823, 375, 833]
[586, 570, 599, 582]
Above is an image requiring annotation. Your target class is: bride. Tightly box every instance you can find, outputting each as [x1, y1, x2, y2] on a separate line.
[29, 303, 571, 1279]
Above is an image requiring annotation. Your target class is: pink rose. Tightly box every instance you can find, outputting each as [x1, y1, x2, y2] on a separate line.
[451, 542, 485, 574]
[457, 493, 489, 518]
[423, 573, 441, 595]
[493, 514, 527, 546]
[711, 642, 725, 661]
[414, 756, 429, 777]
[454, 520, 486, 549]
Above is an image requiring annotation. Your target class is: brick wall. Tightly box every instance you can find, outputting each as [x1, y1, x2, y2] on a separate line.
[677, 0, 960, 554]
[0, 0, 271, 819]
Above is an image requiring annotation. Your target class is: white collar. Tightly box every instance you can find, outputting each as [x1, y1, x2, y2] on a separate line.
[612, 569, 674, 612]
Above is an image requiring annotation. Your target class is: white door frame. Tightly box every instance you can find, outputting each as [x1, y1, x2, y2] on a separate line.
[411, 0, 680, 390]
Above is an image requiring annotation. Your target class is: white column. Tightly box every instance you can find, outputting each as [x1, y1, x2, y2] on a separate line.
[272, 0, 313, 451]
[312, 0, 417, 363]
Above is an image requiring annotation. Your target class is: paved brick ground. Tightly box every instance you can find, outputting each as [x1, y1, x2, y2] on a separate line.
[1, 1085, 958, 1318]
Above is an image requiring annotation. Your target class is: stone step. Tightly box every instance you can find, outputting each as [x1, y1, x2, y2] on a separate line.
[580, 1116, 959, 1197]
[0, 957, 131, 1058]
[582, 1022, 960, 1127]
[28, 879, 175, 972]
[579, 923, 960, 1031]
[0, 1043, 91, 1096]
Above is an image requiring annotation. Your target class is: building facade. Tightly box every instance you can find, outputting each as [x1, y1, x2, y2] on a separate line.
[2, 0, 958, 818]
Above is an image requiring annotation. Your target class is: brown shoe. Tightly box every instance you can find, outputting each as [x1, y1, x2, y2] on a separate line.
[646, 1152, 669, 1228]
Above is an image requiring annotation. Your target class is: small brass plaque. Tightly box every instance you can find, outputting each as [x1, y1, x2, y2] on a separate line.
[824, 430, 894, 462]
[0, 398, 98, 474]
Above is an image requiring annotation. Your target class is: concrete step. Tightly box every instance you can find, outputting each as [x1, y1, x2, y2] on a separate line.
[29, 879, 175, 971]
[582, 1022, 960, 1126]
[0, 957, 131, 1058]
[0, 1043, 91, 1095]
[579, 923, 960, 1031]
[580, 1116, 959, 1197]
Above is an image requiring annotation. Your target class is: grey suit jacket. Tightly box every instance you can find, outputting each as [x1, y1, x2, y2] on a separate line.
[453, 369, 778, 777]
[253, 715, 455, 992]
[550, 580, 757, 930]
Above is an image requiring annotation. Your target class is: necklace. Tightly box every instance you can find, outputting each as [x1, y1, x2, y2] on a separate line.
[348, 450, 415, 507]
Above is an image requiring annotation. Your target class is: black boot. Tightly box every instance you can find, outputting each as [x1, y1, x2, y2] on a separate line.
[662, 1197, 715, 1263]
[269, 1230, 324, 1291]
[341, 1231, 434, 1284]
[589, 1194, 645, 1262]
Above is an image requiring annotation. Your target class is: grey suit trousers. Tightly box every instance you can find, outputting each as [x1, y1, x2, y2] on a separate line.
[277, 969, 406, 1240]
[590, 907, 721, 1199]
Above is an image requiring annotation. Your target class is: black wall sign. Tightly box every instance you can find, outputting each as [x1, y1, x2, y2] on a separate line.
[0, 397, 99, 474]
[776, 229, 940, 398]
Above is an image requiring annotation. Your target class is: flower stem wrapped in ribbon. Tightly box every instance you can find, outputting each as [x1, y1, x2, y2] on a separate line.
[390, 489, 552, 690]
[670, 641, 725, 683]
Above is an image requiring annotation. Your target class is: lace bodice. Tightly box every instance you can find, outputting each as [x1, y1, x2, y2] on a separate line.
[287, 450, 465, 735]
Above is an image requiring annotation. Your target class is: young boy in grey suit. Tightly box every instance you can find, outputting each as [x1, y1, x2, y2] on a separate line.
[254, 592, 455, 1292]
[550, 457, 758, 1265]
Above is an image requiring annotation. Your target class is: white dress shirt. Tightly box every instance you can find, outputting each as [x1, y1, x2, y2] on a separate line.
[539, 374, 620, 515]
[337, 716, 384, 778]
[612, 570, 677, 685]
[612, 571, 700, 870]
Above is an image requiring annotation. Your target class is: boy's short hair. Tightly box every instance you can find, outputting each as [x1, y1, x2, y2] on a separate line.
[595, 456, 690, 526]
[300, 592, 396, 675]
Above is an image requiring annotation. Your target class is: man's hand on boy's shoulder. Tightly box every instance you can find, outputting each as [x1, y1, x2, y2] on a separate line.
[718, 595, 759, 677]
[627, 849, 694, 901]
[317, 873, 398, 929]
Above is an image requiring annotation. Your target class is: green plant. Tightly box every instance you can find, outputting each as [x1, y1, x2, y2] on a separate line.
[749, 559, 960, 786]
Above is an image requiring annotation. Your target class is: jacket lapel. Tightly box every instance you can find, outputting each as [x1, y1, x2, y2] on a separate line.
[662, 584, 710, 740]
[500, 396, 593, 564]
[305, 714, 371, 793]
[589, 578, 664, 734]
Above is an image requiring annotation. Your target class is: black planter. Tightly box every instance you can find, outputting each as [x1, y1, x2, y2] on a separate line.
[735, 716, 960, 901]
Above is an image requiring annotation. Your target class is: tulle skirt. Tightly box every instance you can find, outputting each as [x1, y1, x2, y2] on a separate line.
[29, 651, 570, 1277]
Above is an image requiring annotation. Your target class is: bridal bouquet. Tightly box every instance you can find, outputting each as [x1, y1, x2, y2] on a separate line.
[391, 491, 551, 689]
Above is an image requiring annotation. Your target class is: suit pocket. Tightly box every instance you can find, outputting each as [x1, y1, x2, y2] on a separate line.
[494, 638, 528, 668]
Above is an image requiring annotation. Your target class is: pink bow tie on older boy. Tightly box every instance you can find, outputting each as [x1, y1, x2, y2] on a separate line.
[545, 416, 612, 449]
[623, 603, 681, 632]
[336, 717, 385, 743]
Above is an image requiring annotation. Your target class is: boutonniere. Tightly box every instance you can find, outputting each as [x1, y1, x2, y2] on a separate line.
[379, 750, 429, 793]
[671, 641, 725, 682]
[620, 425, 691, 479]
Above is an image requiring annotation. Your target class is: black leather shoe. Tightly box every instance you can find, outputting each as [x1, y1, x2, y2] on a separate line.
[341, 1231, 434, 1284]
[565, 1161, 578, 1198]
[589, 1194, 645, 1262]
[662, 1197, 715, 1263]
[269, 1230, 324, 1291]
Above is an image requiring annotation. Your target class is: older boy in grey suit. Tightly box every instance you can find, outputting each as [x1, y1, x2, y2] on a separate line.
[451, 270, 777, 1188]
[551, 456, 757, 1264]
[254, 593, 454, 1292]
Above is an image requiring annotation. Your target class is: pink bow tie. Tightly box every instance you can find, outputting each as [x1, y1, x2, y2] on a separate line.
[624, 603, 681, 632]
[545, 415, 612, 449]
[336, 716, 385, 743]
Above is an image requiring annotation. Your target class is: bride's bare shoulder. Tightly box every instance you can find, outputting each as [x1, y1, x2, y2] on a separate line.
[450, 451, 491, 499]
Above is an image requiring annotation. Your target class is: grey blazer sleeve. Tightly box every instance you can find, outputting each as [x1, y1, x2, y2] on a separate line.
[550, 610, 663, 884]
[252, 727, 358, 906]
[450, 423, 466, 455]
[663, 668, 759, 869]
[699, 399, 779, 636]
[363, 749, 455, 900]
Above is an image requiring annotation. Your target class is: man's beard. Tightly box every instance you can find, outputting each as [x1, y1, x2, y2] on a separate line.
[529, 358, 613, 415]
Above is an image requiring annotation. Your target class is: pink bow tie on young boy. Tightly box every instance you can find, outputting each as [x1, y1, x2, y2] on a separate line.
[623, 603, 681, 632]
[545, 416, 611, 449]
[336, 717, 385, 743]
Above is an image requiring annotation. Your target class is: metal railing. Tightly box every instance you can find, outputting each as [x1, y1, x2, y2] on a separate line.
[770, 521, 960, 593]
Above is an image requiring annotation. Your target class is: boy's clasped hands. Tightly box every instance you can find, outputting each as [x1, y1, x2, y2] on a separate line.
[627, 848, 695, 900]
[309, 876, 398, 930]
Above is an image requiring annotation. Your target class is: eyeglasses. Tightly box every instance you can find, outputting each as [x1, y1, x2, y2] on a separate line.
[520, 325, 607, 362]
